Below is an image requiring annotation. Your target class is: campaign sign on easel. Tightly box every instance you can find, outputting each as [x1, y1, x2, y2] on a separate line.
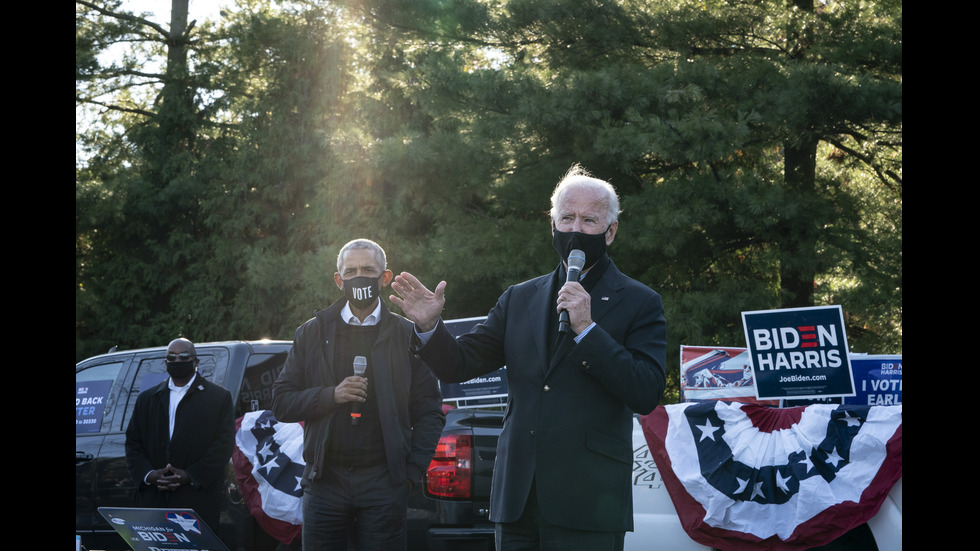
[742, 305, 855, 400]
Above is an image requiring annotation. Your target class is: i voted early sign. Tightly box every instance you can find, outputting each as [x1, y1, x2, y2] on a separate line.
[741, 305, 856, 400]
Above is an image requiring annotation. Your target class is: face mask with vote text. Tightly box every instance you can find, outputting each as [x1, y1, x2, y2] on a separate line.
[343, 276, 381, 309]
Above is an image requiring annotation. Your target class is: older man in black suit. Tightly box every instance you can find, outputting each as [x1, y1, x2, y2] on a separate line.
[391, 165, 667, 551]
[125, 338, 235, 534]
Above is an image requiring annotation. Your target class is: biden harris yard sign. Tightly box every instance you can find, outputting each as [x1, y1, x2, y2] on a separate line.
[742, 306, 855, 401]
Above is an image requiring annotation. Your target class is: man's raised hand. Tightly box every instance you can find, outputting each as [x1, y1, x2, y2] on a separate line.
[390, 272, 446, 333]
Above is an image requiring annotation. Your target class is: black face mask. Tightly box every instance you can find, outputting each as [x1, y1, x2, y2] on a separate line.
[166, 360, 196, 380]
[344, 276, 382, 309]
[552, 224, 611, 269]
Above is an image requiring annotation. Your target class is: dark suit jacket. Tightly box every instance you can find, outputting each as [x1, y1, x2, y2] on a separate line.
[124, 374, 235, 529]
[421, 258, 666, 532]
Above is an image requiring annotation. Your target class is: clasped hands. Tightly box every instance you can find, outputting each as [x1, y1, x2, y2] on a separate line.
[147, 464, 190, 491]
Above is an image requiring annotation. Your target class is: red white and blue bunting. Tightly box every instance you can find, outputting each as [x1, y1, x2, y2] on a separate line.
[641, 402, 902, 550]
[233, 410, 305, 544]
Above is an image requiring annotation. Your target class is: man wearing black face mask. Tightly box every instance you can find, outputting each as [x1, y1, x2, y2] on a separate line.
[391, 165, 667, 551]
[125, 338, 235, 536]
[273, 238, 444, 551]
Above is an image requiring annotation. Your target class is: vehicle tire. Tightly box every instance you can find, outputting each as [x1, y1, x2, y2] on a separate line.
[808, 523, 878, 551]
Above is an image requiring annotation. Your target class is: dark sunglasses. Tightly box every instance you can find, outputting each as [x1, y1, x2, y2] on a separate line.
[165, 353, 196, 362]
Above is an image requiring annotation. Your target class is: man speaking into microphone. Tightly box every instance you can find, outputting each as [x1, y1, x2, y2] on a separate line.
[391, 165, 667, 551]
[273, 238, 444, 550]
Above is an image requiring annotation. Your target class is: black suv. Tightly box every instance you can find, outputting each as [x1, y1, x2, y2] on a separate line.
[76, 334, 497, 551]
[76, 340, 293, 551]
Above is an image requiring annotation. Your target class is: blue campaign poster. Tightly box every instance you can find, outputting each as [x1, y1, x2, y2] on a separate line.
[742, 305, 855, 400]
[847, 355, 902, 406]
[76, 379, 113, 433]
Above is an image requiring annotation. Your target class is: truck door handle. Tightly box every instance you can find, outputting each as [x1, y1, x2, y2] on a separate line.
[76, 451, 94, 465]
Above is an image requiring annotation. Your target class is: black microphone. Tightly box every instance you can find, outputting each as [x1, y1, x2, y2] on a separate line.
[351, 355, 367, 425]
[558, 249, 586, 334]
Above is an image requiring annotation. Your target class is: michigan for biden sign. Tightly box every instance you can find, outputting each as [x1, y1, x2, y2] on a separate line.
[742, 305, 855, 401]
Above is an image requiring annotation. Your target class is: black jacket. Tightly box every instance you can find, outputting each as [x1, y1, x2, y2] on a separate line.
[420, 259, 667, 532]
[272, 298, 445, 485]
[124, 374, 235, 528]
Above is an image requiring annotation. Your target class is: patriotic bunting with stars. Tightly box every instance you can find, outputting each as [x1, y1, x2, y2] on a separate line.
[641, 401, 902, 550]
[233, 410, 305, 544]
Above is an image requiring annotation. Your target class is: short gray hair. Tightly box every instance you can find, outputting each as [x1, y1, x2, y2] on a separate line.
[549, 164, 621, 226]
[336, 239, 387, 273]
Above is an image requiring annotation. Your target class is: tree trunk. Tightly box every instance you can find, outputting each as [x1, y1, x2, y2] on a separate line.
[780, 138, 818, 308]
[167, 0, 189, 74]
[159, 0, 194, 151]
[778, 0, 818, 308]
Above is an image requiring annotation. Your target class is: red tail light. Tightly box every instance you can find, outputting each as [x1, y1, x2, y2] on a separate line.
[426, 433, 473, 498]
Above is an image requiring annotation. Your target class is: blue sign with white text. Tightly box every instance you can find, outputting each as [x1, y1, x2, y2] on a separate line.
[848, 355, 902, 406]
[742, 306, 855, 400]
[76, 379, 112, 433]
[439, 317, 508, 401]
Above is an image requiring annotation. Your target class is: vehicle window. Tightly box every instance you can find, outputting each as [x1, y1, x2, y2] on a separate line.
[238, 352, 288, 417]
[76, 361, 126, 434]
[117, 352, 222, 432]
[77, 362, 125, 382]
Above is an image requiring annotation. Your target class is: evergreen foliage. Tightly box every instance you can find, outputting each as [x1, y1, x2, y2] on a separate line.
[77, 0, 901, 403]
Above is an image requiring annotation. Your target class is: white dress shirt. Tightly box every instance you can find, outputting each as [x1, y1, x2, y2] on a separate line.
[168, 372, 198, 439]
[341, 300, 382, 327]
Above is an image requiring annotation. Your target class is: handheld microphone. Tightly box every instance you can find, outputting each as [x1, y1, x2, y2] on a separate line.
[351, 356, 367, 425]
[558, 249, 586, 334]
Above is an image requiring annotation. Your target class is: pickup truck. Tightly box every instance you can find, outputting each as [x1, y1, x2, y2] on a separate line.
[77, 335, 902, 551]
[415, 319, 902, 551]
[418, 407, 902, 551]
